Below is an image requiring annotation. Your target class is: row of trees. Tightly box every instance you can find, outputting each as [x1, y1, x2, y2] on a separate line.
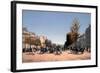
[24, 37, 41, 47]
[23, 33, 54, 48]
[23, 27, 62, 49]
[23, 35, 62, 49]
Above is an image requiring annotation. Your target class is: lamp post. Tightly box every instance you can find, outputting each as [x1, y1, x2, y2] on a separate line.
[29, 32, 31, 49]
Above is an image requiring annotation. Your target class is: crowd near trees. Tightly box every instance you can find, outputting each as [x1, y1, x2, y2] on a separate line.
[22, 27, 63, 55]
[64, 18, 91, 54]
[23, 18, 91, 55]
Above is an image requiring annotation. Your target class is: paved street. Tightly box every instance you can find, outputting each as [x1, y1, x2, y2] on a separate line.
[22, 51, 91, 63]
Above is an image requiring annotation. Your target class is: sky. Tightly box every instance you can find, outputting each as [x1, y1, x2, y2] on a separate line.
[22, 10, 91, 45]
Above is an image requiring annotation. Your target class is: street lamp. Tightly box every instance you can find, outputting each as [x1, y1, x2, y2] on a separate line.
[29, 32, 31, 50]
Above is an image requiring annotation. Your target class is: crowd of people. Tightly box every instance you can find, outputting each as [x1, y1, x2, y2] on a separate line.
[23, 46, 90, 55]
[23, 46, 62, 55]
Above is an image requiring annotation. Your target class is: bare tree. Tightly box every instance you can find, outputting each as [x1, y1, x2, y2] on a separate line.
[71, 18, 80, 33]
[64, 18, 80, 48]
